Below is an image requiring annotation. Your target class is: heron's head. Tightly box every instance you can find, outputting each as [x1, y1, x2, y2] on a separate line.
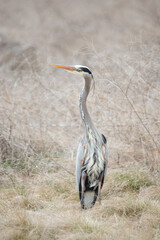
[51, 64, 93, 78]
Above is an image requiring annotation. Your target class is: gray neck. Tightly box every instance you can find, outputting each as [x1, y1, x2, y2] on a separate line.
[79, 74, 96, 134]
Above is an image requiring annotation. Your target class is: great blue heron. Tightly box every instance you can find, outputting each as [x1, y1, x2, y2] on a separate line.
[51, 64, 108, 209]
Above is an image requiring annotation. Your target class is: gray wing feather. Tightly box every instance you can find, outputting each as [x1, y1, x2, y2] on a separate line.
[76, 142, 84, 190]
[76, 142, 108, 189]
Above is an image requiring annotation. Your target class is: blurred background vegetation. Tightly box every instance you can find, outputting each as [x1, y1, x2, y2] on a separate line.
[0, 0, 160, 239]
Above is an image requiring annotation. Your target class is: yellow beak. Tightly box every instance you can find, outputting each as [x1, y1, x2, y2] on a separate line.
[50, 64, 75, 72]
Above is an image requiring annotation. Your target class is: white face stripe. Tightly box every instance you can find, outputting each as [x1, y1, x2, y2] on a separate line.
[72, 65, 92, 75]
[73, 65, 90, 70]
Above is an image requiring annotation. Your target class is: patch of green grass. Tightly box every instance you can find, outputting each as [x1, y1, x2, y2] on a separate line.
[2, 157, 27, 172]
[1, 150, 66, 175]
[115, 170, 154, 192]
[103, 169, 155, 198]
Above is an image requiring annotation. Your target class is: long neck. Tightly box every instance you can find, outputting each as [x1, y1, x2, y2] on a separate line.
[79, 74, 95, 133]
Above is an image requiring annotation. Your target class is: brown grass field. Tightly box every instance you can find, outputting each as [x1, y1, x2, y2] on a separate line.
[0, 0, 160, 239]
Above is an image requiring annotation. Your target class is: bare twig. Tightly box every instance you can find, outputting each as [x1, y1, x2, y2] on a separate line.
[99, 78, 160, 153]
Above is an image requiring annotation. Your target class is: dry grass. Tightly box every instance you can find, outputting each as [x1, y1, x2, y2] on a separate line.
[0, 0, 160, 239]
[0, 164, 160, 240]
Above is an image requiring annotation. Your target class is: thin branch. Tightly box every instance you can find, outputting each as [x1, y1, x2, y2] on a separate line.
[99, 78, 160, 153]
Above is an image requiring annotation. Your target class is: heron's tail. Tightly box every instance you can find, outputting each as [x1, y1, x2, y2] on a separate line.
[80, 188, 98, 209]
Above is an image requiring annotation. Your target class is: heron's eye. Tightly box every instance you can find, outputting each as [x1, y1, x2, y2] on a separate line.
[78, 69, 82, 72]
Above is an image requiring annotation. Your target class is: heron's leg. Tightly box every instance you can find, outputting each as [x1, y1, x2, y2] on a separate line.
[81, 171, 87, 208]
[98, 173, 103, 204]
